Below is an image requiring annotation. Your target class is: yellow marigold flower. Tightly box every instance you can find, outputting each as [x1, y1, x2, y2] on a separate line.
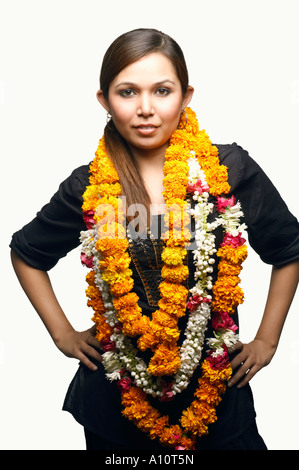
[163, 207, 190, 231]
[162, 230, 191, 248]
[161, 264, 189, 283]
[163, 183, 187, 201]
[163, 160, 189, 175]
[161, 247, 187, 266]
[164, 144, 190, 162]
[101, 267, 133, 285]
[96, 221, 126, 240]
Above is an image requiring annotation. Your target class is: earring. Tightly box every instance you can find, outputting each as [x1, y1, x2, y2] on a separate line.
[106, 112, 112, 124]
[178, 109, 188, 129]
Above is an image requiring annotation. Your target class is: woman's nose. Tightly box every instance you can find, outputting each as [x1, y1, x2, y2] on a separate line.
[137, 93, 154, 117]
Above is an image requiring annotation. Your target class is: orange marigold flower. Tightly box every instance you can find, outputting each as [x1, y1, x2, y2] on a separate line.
[149, 415, 170, 439]
[194, 378, 222, 406]
[151, 310, 178, 328]
[112, 292, 139, 310]
[137, 330, 158, 351]
[96, 238, 129, 256]
[99, 253, 131, 273]
[217, 245, 248, 264]
[212, 278, 245, 314]
[159, 281, 188, 304]
[158, 298, 187, 317]
[159, 425, 182, 446]
[152, 323, 180, 343]
[121, 386, 146, 406]
[161, 264, 189, 283]
[109, 278, 134, 297]
[217, 259, 242, 277]
[135, 409, 162, 433]
[147, 342, 181, 376]
[201, 359, 232, 383]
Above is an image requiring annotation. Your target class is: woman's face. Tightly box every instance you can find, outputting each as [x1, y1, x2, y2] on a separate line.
[97, 53, 193, 157]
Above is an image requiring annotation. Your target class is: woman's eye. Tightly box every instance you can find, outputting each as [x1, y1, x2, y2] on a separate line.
[156, 87, 170, 96]
[120, 89, 135, 97]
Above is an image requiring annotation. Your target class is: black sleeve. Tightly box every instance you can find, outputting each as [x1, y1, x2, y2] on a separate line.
[218, 143, 299, 267]
[10, 165, 90, 271]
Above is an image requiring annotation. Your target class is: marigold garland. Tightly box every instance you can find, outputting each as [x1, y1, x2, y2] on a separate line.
[80, 107, 248, 449]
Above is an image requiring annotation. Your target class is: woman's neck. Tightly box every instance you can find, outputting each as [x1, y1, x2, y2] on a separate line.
[129, 144, 167, 208]
[129, 143, 167, 173]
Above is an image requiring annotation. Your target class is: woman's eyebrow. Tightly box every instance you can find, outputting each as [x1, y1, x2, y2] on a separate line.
[114, 79, 176, 88]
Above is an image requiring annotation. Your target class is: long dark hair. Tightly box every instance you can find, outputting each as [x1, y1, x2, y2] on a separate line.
[99, 28, 189, 228]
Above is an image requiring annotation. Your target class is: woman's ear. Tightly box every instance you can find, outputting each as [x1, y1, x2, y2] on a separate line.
[182, 86, 194, 108]
[96, 89, 110, 112]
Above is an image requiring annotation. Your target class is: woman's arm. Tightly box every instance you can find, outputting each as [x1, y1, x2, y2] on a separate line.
[228, 259, 299, 388]
[11, 249, 102, 370]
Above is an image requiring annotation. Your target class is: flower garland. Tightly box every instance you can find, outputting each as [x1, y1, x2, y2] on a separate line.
[80, 107, 248, 449]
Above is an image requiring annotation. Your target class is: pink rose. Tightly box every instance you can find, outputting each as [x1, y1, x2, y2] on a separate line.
[117, 377, 133, 394]
[187, 295, 211, 312]
[158, 380, 175, 402]
[100, 338, 116, 352]
[187, 179, 210, 195]
[212, 312, 238, 333]
[207, 349, 229, 370]
[83, 210, 95, 229]
[216, 195, 236, 213]
[159, 390, 174, 402]
[221, 232, 246, 248]
[80, 252, 94, 268]
[175, 445, 186, 450]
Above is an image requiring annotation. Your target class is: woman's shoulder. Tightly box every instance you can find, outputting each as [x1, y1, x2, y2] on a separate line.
[67, 164, 90, 187]
[214, 143, 260, 192]
[56, 164, 91, 200]
[215, 142, 250, 166]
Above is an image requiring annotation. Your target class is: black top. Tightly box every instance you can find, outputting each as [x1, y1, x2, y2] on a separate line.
[10, 143, 299, 449]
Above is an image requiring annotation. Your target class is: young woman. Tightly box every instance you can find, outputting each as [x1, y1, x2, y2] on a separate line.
[10, 28, 299, 450]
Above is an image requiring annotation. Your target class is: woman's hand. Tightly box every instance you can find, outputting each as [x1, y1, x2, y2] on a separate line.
[55, 324, 102, 371]
[228, 339, 276, 388]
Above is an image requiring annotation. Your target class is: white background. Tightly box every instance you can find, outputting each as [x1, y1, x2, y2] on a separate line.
[1, 0, 299, 450]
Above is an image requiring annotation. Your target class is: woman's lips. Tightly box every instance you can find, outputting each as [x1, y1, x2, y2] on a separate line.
[133, 124, 159, 136]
